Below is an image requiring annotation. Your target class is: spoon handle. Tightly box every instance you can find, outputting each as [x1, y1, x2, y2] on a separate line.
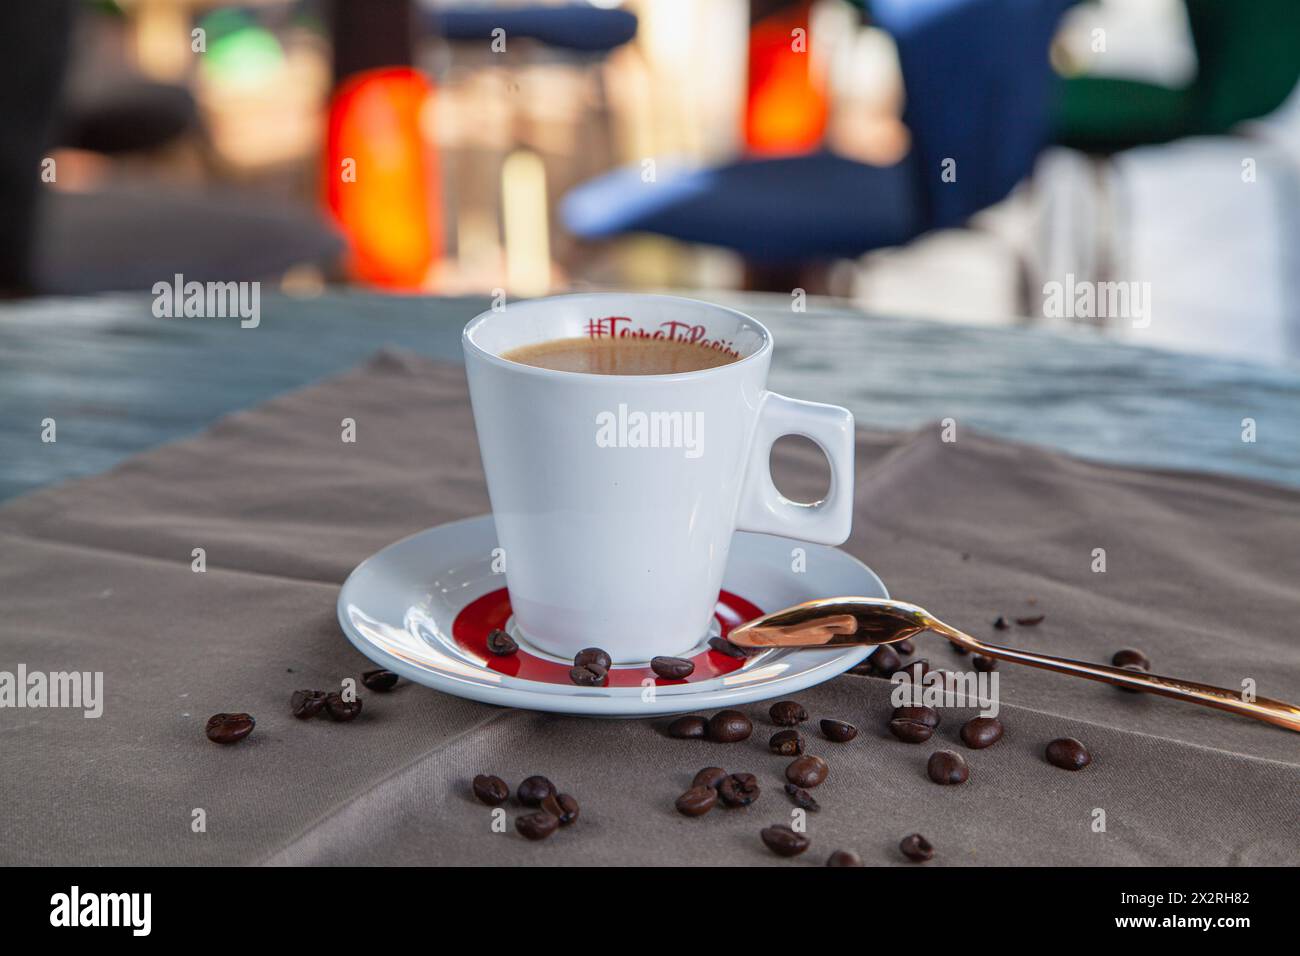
[949, 631, 1300, 733]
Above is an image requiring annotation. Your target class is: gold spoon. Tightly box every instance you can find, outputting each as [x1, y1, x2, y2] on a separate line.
[728, 597, 1300, 733]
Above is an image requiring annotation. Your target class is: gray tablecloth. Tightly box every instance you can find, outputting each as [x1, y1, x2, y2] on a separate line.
[1, 352, 1296, 865]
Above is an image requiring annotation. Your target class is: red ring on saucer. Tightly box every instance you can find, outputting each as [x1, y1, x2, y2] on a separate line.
[452, 588, 763, 685]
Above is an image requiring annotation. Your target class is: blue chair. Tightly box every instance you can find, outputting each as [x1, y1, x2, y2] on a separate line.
[561, 0, 1076, 264]
[424, 3, 638, 54]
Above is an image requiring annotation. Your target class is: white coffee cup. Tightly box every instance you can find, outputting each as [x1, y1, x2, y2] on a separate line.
[463, 293, 854, 663]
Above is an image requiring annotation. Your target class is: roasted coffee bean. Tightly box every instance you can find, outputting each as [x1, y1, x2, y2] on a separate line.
[888, 705, 940, 743]
[889, 719, 935, 743]
[1112, 648, 1151, 670]
[769, 729, 805, 756]
[667, 715, 707, 739]
[927, 750, 969, 785]
[205, 712, 254, 745]
[895, 659, 930, 682]
[541, 792, 580, 826]
[517, 775, 556, 806]
[472, 774, 509, 806]
[895, 639, 915, 656]
[972, 654, 997, 672]
[290, 689, 327, 719]
[692, 766, 727, 790]
[486, 628, 518, 656]
[574, 647, 612, 671]
[707, 709, 753, 743]
[820, 719, 857, 743]
[892, 705, 941, 727]
[960, 716, 1003, 749]
[870, 645, 902, 675]
[785, 755, 829, 789]
[950, 640, 971, 655]
[768, 700, 808, 726]
[1115, 662, 1148, 692]
[784, 783, 820, 812]
[899, 833, 934, 862]
[717, 772, 760, 807]
[993, 616, 1010, 630]
[1046, 737, 1091, 770]
[569, 663, 608, 687]
[324, 693, 362, 722]
[708, 637, 755, 659]
[826, 849, 862, 867]
[760, 825, 810, 857]
[516, 811, 559, 841]
[361, 668, 399, 692]
[650, 656, 695, 680]
[675, 785, 718, 817]
[1015, 614, 1046, 627]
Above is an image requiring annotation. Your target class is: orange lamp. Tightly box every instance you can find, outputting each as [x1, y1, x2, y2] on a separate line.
[323, 66, 441, 289]
[744, 0, 828, 156]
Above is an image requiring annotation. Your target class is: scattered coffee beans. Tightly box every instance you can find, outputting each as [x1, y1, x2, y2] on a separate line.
[324, 693, 362, 722]
[569, 663, 608, 687]
[486, 628, 518, 656]
[899, 833, 934, 862]
[1046, 737, 1091, 770]
[718, 772, 761, 807]
[667, 716, 707, 739]
[651, 656, 695, 680]
[972, 654, 997, 672]
[761, 825, 810, 857]
[205, 712, 254, 745]
[927, 750, 969, 785]
[769, 729, 805, 756]
[784, 783, 820, 812]
[290, 689, 326, 719]
[895, 638, 915, 656]
[993, 616, 1010, 630]
[768, 700, 807, 726]
[950, 639, 971, 655]
[692, 766, 727, 790]
[472, 774, 509, 806]
[1016, 614, 1046, 627]
[820, 718, 857, 743]
[707, 709, 753, 743]
[708, 637, 754, 659]
[516, 811, 559, 841]
[870, 645, 902, 675]
[889, 705, 940, 743]
[826, 849, 862, 867]
[895, 659, 930, 682]
[1112, 648, 1151, 670]
[361, 668, 399, 692]
[541, 792, 580, 826]
[574, 647, 612, 671]
[675, 785, 718, 817]
[1115, 662, 1148, 692]
[517, 775, 556, 806]
[960, 716, 1004, 749]
[785, 755, 829, 788]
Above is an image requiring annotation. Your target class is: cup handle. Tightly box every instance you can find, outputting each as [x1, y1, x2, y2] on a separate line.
[735, 392, 855, 545]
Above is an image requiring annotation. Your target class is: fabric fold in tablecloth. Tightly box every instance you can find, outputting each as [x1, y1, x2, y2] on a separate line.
[0, 351, 1296, 865]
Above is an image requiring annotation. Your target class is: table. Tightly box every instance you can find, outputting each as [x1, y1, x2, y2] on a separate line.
[1, 291, 1297, 501]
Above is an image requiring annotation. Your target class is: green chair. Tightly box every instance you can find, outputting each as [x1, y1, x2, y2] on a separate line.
[1055, 0, 1300, 153]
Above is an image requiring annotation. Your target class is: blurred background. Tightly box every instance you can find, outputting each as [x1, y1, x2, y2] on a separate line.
[3, 0, 1298, 363]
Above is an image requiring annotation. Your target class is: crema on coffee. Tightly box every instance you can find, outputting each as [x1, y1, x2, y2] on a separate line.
[502, 336, 738, 375]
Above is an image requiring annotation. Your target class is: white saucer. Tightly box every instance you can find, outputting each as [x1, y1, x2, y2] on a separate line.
[337, 515, 886, 717]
